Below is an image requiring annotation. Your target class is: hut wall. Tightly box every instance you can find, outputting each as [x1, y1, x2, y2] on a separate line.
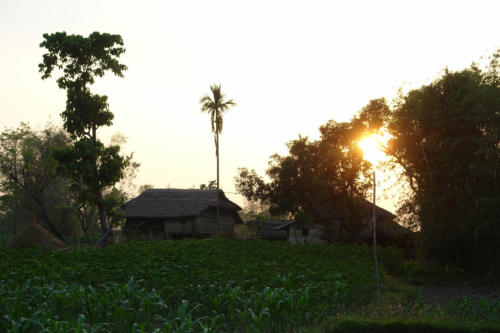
[164, 218, 195, 235]
[195, 209, 236, 236]
[288, 225, 326, 245]
[124, 219, 165, 241]
[318, 219, 343, 242]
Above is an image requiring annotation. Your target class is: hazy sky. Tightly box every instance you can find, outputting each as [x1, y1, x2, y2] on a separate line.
[1, 0, 499, 211]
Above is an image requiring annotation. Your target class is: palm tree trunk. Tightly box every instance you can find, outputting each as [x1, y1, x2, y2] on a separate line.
[216, 132, 220, 237]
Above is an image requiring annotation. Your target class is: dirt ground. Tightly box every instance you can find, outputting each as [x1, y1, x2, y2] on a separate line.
[421, 285, 500, 304]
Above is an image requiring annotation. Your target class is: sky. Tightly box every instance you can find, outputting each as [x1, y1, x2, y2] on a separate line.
[1, 0, 499, 212]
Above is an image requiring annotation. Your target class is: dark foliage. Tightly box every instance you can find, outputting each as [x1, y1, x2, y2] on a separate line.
[0, 124, 78, 240]
[386, 59, 500, 273]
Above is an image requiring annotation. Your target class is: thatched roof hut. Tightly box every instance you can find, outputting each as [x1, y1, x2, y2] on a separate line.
[314, 198, 412, 246]
[8, 223, 66, 250]
[123, 189, 242, 239]
[124, 189, 241, 220]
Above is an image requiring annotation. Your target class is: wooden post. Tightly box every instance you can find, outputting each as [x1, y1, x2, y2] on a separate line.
[293, 227, 299, 243]
[373, 170, 381, 304]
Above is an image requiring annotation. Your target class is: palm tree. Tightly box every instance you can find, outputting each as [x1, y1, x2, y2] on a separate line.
[200, 84, 236, 236]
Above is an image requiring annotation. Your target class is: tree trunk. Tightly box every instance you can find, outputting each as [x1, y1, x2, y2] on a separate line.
[420, 141, 434, 186]
[39, 202, 66, 242]
[91, 124, 111, 245]
[216, 131, 220, 237]
[95, 188, 108, 238]
[31, 192, 65, 242]
[13, 201, 18, 235]
[78, 209, 91, 244]
[84, 227, 91, 244]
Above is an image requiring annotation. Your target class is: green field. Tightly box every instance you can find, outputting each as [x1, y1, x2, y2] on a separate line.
[0, 240, 377, 332]
[0, 240, 499, 332]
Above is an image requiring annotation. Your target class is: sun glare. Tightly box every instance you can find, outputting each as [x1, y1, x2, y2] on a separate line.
[358, 131, 390, 165]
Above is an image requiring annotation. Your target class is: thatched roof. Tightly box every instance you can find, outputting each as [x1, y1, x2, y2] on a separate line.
[314, 198, 411, 241]
[315, 198, 396, 221]
[123, 189, 242, 219]
[256, 220, 294, 240]
[8, 223, 66, 250]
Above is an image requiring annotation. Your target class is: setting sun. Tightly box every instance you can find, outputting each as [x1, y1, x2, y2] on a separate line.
[358, 131, 390, 165]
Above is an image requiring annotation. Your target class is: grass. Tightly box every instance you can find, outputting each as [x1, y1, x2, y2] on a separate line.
[311, 270, 500, 332]
[318, 317, 500, 333]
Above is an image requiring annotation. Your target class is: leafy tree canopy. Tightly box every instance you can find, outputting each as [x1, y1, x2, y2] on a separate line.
[39, 32, 127, 138]
[199, 84, 236, 137]
[39, 32, 126, 88]
[385, 58, 500, 272]
[235, 100, 388, 219]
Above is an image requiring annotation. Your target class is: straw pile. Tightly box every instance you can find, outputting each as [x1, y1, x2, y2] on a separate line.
[8, 223, 66, 250]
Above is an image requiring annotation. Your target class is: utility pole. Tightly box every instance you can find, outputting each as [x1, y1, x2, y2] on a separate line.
[373, 170, 381, 304]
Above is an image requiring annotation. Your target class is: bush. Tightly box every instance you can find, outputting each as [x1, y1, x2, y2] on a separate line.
[0, 234, 10, 249]
[378, 246, 405, 274]
[397, 260, 465, 285]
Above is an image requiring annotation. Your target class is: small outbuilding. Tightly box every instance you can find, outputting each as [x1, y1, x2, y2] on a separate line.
[256, 220, 294, 241]
[286, 222, 327, 245]
[256, 199, 412, 247]
[123, 189, 242, 240]
[255, 220, 327, 244]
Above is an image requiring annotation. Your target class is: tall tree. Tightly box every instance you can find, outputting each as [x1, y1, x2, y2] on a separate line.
[386, 61, 500, 272]
[235, 115, 374, 235]
[200, 84, 236, 234]
[39, 32, 128, 244]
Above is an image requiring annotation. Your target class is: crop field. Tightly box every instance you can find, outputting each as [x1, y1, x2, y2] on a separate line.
[0, 240, 378, 332]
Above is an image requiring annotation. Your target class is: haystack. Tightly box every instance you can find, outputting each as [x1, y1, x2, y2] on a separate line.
[8, 223, 66, 250]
